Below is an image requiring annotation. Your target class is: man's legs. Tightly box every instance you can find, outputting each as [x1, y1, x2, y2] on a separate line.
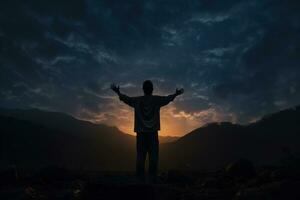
[148, 131, 159, 183]
[136, 132, 147, 181]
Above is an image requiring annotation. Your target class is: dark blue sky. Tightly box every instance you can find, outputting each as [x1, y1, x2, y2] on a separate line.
[0, 0, 300, 136]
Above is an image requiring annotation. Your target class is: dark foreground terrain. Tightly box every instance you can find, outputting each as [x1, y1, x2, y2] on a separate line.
[1, 161, 300, 200]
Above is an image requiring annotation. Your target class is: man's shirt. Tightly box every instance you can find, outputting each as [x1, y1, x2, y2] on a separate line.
[119, 94, 176, 133]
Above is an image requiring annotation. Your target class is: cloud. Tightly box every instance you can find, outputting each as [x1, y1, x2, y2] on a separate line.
[203, 46, 237, 57]
[1, 0, 300, 136]
[161, 27, 184, 46]
[120, 83, 136, 88]
[188, 13, 230, 25]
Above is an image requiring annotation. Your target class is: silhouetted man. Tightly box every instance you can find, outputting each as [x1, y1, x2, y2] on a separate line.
[111, 80, 184, 183]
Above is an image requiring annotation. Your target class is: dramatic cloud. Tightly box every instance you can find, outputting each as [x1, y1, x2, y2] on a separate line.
[1, 0, 300, 136]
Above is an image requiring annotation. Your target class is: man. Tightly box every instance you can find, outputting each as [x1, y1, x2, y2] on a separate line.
[111, 80, 184, 183]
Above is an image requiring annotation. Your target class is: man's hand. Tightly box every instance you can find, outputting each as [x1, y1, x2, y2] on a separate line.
[111, 83, 120, 95]
[175, 88, 184, 96]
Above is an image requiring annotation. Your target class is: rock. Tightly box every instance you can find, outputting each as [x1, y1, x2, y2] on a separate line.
[235, 181, 300, 200]
[162, 170, 192, 184]
[225, 159, 255, 179]
[34, 167, 73, 183]
[0, 167, 19, 186]
[235, 187, 265, 200]
[200, 177, 219, 188]
[270, 169, 285, 181]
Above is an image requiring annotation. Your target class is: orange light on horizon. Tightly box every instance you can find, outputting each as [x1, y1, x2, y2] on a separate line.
[82, 103, 237, 137]
[117, 116, 196, 137]
[117, 125, 186, 137]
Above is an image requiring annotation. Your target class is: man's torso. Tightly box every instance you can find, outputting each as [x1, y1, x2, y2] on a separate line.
[133, 95, 161, 133]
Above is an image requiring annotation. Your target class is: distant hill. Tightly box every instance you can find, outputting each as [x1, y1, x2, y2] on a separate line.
[0, 108, 136, 170]
[159, 136, 179, 143]
[1, 106, 300, 170]
[0, 108, 122, 136]
[0, 108, 178, 143]
[160, 105, 300, 170]
[0, 108, 178, 170]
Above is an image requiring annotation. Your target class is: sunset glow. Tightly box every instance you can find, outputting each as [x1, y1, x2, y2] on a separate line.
[81, 100, 238, 137]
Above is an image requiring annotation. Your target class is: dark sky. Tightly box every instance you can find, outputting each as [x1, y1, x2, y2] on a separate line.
[0, 0, 300, 136]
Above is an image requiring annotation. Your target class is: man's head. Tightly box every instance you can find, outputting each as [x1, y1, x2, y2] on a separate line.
[143, 80, 153, 95]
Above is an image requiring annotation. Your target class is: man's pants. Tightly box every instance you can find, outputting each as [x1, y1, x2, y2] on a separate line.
[136, 131, 159, 182]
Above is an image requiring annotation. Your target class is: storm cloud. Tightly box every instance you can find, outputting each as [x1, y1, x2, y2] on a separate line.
[1, 0, 300, 136]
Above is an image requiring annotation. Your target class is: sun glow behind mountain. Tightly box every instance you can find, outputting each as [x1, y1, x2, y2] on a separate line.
[82, 104, 237, 137]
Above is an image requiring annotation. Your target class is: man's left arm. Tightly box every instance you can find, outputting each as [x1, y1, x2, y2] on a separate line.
[158, 88, 184, 107]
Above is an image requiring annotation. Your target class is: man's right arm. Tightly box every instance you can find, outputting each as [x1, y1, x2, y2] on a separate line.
[119, 93, 136, 107]
[111, 83, 135, 107]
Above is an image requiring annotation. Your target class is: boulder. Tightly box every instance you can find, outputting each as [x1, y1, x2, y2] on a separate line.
[225, 159, 255, 179]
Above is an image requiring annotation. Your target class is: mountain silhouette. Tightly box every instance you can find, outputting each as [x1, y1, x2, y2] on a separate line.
[1, 106, 300, 170]
[0, 108, 136, 170]
[160, 105, 300, 170]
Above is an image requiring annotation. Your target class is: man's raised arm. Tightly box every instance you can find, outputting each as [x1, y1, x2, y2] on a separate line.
[111, 83, 135, 107]
[158, 88, 184, 107]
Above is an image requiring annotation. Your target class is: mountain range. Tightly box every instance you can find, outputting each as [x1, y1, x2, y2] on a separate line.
[1, 105, 300, 170]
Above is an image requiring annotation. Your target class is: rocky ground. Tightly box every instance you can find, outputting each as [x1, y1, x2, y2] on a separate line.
[1, 161, 300, 200]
